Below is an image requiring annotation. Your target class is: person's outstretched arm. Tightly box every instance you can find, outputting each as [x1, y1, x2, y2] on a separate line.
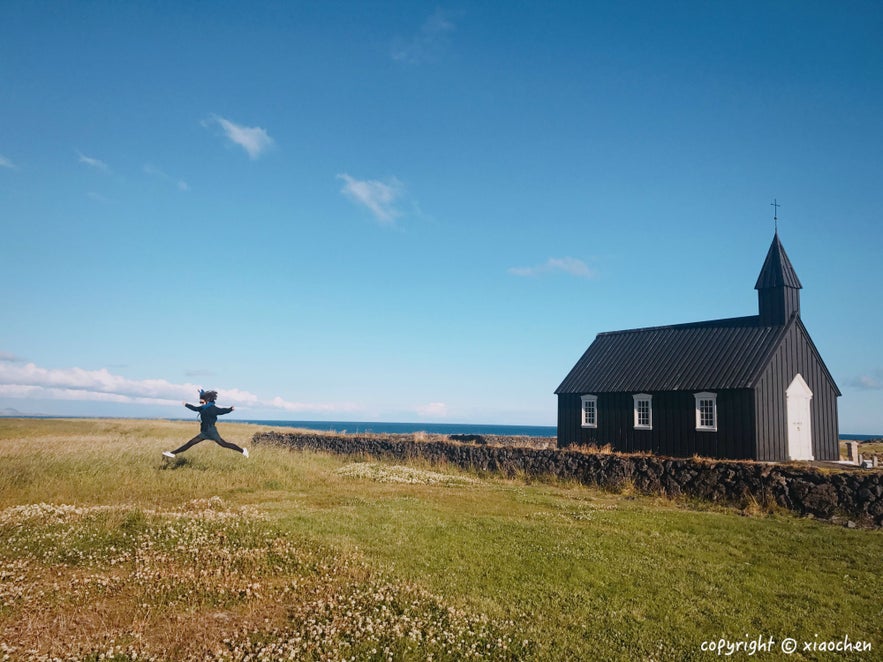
[215, 405, 234, 416]
[184, 402, 200, 412]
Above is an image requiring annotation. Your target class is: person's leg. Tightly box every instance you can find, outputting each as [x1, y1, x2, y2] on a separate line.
[167, 434, 207, 455]
[213, 435, 247, 454]
[207, 429, 248, 456]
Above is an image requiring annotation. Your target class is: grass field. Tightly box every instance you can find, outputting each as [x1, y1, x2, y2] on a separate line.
[0, 418, 880, 661]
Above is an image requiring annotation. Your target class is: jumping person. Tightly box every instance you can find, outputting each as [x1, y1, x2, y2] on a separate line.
[163, 389, 249, 459]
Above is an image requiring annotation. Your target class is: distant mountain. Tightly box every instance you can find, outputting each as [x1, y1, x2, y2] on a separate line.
[0, 408, 47, 417]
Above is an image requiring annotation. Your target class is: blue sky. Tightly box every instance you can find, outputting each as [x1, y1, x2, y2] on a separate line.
[1, 1, 881, 432]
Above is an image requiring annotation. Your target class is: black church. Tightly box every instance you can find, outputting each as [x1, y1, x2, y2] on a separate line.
[555, 232, 840, 461]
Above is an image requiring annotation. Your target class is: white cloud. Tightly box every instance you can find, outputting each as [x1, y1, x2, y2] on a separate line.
[337, 173, 404, 224]
[0, 359, 357, 414]
[144, 163, 190, 192]
[0, 384, 179, 406]
[391, 9, 456, 64]
[207, 115, 275, 160]
[269, 396, 361, 414]
[77, 151, 110, 172]
[416, 402, 448, 418]
[0, 155, 17, 169]
[508, 257, 597, 279]
[850, 369, 883, 390]
[0, 362, 192, 402]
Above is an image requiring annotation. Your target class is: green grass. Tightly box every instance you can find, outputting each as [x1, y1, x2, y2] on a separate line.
[1, 419, 881, 660]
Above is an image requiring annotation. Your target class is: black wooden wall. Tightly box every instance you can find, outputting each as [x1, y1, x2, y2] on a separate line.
[557, 389, 757, 460]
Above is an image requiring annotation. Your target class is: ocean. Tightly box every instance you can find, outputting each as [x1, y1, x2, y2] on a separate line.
[243, 419, 558, 437]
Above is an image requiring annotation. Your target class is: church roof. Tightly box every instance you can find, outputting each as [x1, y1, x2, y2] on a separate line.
[555, 315, 792, 394]
[755, 231, 802, 290]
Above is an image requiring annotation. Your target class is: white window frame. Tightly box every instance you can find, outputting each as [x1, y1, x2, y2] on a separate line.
[694, 392, 718, 432]
[580, 395, 598, 428]
[633, 394, 653, 430]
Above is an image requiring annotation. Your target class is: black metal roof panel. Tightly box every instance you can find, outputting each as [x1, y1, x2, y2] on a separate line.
[555, 315, 790, 394]
[755, 232, 802, 290]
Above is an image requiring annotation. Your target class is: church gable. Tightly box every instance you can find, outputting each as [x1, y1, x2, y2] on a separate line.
[752, 318, 841, 461]
[752, 317, 840, 396]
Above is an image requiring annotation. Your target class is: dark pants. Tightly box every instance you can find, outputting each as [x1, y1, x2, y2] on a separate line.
[171, 428, 244, 455]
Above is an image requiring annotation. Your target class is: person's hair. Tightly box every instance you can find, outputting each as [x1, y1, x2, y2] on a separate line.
[201, 390, 219, 403]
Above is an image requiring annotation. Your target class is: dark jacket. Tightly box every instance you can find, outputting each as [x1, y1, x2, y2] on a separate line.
[186, 402, 233, 434]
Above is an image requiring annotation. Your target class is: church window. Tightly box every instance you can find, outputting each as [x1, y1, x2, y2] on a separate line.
[695, 392, 718, 431]
[581, 395, 597, 428]
[633, 394, 652, 429]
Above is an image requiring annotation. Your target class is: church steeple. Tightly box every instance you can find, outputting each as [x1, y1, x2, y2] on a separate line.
[755, 231, 802, 325]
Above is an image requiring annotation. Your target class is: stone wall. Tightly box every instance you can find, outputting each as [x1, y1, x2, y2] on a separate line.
[253, 432, 883, 526]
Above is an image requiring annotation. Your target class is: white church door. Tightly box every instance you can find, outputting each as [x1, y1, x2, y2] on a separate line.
[786, 374, 814, 461]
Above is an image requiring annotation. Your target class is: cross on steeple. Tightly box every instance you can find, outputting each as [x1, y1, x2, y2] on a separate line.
[771, 199, 781, 232]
